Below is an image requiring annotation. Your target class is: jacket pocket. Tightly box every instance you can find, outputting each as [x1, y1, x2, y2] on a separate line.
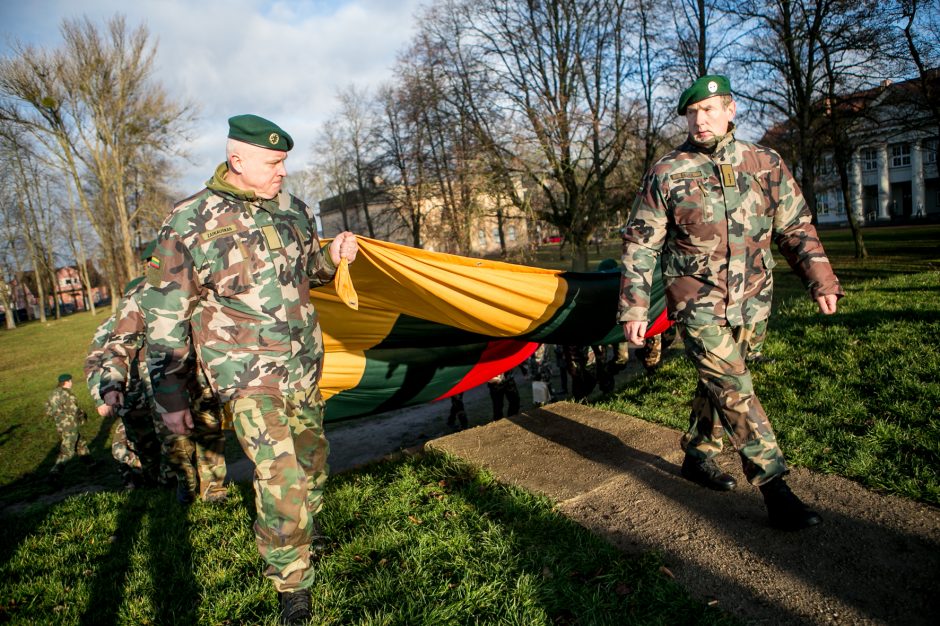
[202, 234, 253, 297]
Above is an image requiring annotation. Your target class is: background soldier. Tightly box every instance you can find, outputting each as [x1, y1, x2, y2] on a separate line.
[45, 373, 94, 483]
[619, 74, 843, 531]
[102, 271, 227, 505]
[487, 367, 521, 419]
[84, 313, 147, 490]
[140, 114, 358, 625]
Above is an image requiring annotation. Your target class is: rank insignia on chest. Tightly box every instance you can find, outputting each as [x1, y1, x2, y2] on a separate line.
[719, 164, 736, 188]
[261, 225, 284, 250]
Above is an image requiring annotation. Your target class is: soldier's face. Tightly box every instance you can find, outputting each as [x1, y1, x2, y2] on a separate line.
[228, 143, 288, 199]
[685, 96, 736, 143]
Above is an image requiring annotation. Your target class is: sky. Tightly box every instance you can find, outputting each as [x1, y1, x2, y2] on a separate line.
[0, 0, 427, 194]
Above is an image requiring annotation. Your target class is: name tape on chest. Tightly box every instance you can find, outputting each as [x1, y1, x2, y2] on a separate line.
[669, 171, 704, 181]
[200, 224, 239, 243]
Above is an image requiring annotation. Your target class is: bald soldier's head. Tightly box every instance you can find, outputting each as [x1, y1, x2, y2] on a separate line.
[223, 114, 293, 199]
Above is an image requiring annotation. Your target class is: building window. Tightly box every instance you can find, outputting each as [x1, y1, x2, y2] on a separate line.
[925, 139, 938, 165]
[817, 190, 845, 216]
[890, 143, 911, 168]
[508, 226, 517, 242]
[478, 229, 486, 247]
[833, 190, 845, 214]
[861, 148, 878, 171]
[820, 153, 833, 175]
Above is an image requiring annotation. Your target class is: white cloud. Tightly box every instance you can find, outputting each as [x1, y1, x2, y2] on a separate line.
[0, 0, 426, 194]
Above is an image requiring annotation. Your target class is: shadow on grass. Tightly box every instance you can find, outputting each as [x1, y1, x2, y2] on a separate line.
[0, 412, 119, 514]
[508, 407, 940, 626]
[78, 486, 198, 625]
[0, 425, 21, 448]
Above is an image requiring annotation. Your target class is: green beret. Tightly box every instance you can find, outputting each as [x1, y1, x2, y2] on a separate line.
[58, 373, 72, 384]
[140, 239, 156, 262]
[677, 74, 732, 115]
[124, 276, 145, 296]
[228, 114, 293, 151]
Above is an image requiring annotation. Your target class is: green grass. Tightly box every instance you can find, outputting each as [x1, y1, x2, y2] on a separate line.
[593, 225, 940, 504]
[0, 453, 734, 625]
[0, 310, 117, 498]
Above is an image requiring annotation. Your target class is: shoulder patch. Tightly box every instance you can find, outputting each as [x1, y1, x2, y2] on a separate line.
[669, 171, 704, 181]
[146, 264, 162, 287]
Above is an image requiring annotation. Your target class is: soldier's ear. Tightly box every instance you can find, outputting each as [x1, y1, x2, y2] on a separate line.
[228, 154, 242, 175]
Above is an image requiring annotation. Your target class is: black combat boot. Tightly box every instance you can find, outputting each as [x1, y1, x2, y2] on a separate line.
[760, 476, 822, 530]
[680, 455, 737, 491]
[175, 480, 194, 505]
[279, 588, 311, 625]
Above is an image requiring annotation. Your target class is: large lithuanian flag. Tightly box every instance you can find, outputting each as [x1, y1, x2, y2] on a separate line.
[313, 237, 669, 421]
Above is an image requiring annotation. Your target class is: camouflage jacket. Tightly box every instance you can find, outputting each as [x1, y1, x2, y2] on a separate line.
[99, 279, 154, 404]
[618, 130, 843, 327]
[83, 315, 116, 406]
[141, 164, 337, 413]
[45, 387, 85, 428]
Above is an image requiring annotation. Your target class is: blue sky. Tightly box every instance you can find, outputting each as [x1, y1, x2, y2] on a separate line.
[0, 0, 426, 193]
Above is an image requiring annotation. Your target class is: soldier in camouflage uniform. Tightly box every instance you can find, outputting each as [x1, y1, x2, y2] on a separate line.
[45, 373, 94, 478]
[84, 314, 147, 489]
[140, 114, 358, 625]
[618, 75, 844, 531]
[102, 274, 228, 504]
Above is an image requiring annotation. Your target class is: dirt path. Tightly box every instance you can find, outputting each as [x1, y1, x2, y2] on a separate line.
[427, 401, 940, 626]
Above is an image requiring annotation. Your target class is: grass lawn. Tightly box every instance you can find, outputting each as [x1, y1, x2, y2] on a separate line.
[0, 223, 937, 624]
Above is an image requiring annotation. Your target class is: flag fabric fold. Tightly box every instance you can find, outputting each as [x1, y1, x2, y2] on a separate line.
[314, 237, 669, 421]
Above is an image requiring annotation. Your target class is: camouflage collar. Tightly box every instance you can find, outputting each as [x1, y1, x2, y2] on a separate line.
[685, 122, 736, 156]
[206, 162, 257, 201]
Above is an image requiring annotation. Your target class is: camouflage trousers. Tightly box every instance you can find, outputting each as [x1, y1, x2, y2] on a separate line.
[230, 388, 329, 592]
[642, 324, 678, 370]
[119, 395, 163, 485]
[53, 424, 90, 469]
[111, 420, 143, 478]
[167, 394, 227, 501]
[678, 322, 788, 486]
[745, 318, 768, 360]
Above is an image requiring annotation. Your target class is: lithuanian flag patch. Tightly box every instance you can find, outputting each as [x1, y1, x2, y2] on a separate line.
[148, 256, 161, 270]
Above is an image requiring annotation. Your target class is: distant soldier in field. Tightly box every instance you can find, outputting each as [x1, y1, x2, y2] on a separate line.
[45, 373, 95, 481]
[619, 75, 843, 531]
[140, 114, 358, 625]
[84, 314, 148, 490]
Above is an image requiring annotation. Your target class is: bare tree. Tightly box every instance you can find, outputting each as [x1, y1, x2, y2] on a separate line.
[670, 0, 735, 82]
[377, 82, 429, 248]
[731, 0, 892, 225]
[0, 15, 193, 291]
[63, 179, 98, 314]
[337, 84, 379, 238]
[312, 119, 356, 232]
[896, 0, 940, 160]
[423, 0, 634, 270]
